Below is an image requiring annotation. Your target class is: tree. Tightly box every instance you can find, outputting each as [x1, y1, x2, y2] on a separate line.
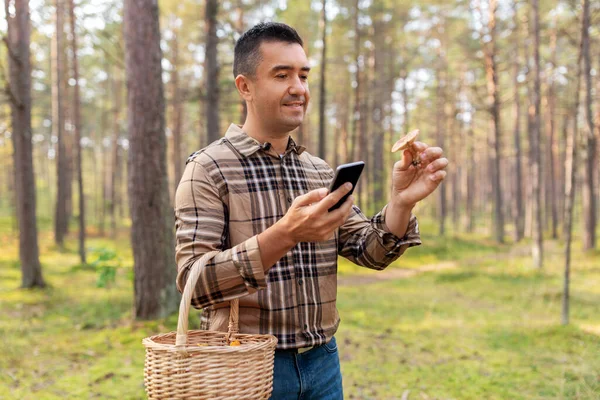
[530, 0, 543, 268]
[205, 0, 220, 142]
[483, 0, 504, 243]
[124, 0, 177, 319]
[4, 0, 45, 288]
[68, 0, 86, 264]
[562, 1, 584, 325]
[511, 0, 525, 242]
[53, 0, 68, 247]
[318, 0, 327, 161]
[581, 0, 596, 251]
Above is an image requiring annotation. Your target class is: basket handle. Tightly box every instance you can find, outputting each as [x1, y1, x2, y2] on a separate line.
[175, 251, 240, 347]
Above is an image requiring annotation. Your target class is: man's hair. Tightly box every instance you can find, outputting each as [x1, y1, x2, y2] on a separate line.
[233, 22, 304, 79]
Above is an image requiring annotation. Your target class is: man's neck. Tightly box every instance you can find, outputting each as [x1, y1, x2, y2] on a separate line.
[242, 119, 291, 155]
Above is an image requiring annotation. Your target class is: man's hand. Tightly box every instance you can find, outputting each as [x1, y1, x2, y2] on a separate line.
[279, 184, 355, 244]
[257, 184, 354, 272]
[391, 141, 448, 208]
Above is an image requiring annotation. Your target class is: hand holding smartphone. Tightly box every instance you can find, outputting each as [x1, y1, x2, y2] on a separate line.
[327, 161, 365, 212]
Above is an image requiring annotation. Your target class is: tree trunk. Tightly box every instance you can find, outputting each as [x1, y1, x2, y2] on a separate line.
[581, 0, 596, 251]
[124, 0, 178, 319]
[109, 70, 121, 239]
[484, 0, 504, 243]
[205, 0, 220, 143]
[318, 0, 327, 161]
[5, 0, 45, 288]
[350, 0, 360, 163]
[512, 0, 525, 242]
[53, 0, 68, 247]
[563, 15, 584, 325]
[531, 0, 543, 268]
[68, 0, 86, 264]
[435, 56, 446, 236]
[371, 13, 385, 210]
[546, 19, 559, 240]
[235, 1, 247, 124]
[170, 27, 183, 203]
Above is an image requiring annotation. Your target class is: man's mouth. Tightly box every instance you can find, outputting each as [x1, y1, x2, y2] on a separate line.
[283, 102, 304, 109]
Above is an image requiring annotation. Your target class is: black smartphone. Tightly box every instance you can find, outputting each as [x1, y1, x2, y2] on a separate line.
[327, 161, 365, 212]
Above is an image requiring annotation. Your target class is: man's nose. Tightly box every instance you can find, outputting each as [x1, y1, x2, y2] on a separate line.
[288, 75, 306, 96]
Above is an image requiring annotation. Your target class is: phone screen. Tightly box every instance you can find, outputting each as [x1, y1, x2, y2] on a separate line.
[328, 161, 365, 212]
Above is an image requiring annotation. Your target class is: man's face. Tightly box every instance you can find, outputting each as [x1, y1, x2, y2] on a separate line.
[248, 41, 310, 134]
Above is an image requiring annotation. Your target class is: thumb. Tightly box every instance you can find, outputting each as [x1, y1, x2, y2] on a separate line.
[294, 187, 329, 207]
[397, 149, 413, 171]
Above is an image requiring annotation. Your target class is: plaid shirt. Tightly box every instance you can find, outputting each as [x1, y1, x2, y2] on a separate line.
[174, 124, 422, 349]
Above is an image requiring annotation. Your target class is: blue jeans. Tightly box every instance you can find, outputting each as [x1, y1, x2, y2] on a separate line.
[269, 336, 343, 400]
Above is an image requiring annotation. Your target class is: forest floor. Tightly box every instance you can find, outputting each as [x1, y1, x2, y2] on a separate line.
[1, 215, 599, 399]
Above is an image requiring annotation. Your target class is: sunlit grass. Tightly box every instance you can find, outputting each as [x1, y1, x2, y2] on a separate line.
[0, 216, 599, 399]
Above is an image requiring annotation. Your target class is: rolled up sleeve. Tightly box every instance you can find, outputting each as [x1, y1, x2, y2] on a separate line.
[338, 204, 422, 270]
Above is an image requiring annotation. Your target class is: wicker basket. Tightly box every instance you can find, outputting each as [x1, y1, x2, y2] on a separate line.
[143, 251, 278, 399]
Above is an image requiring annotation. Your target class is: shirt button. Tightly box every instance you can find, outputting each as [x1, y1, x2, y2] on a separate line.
[287, 197, 293, 203]
[303, 324, 308, 330]
[298, 279, 303, 285]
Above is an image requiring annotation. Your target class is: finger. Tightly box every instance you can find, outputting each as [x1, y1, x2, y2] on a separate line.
[315, 182, 353, 214]
[294, 187, 329, 207]
[420, 147, 443, 163]
[430, 170, 447, 182]
[412, 141, 429, 153]
[425, 157, 449, 173]
[397, 149, 413, 171]
[328, 194, 354, 223]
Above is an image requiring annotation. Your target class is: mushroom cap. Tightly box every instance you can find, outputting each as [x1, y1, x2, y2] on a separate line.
[391, 129, 420, 153]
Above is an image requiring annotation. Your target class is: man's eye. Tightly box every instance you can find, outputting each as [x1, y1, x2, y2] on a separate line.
[300, 75, 308, 80]
[276, 74, 287, 79]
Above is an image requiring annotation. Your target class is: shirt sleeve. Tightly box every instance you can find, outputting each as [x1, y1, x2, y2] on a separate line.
[337, 203, 422, 270]
[174, 160, 267, 309]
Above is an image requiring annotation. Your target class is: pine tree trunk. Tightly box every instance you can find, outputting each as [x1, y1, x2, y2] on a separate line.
[109, 71, 121, 239]
[581, 0, 596, 251]
[53, 0, 68, 247]
[68, 0, 86, 264]
[484, 0, 504, 243]
[547, 20, 559, 240]
[124, 0, 178, 319]
[512, 23, 524, 242]
[318, 0, 327, 161]
[6, 0, 45, 288]
[563, 12, 584, 325]
[371, 14, 385, 210]
[531, 0, 544, 268]
[205, 0, 220, 143]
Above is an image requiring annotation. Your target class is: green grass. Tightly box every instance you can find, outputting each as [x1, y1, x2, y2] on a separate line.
[0, 218, 599, 399]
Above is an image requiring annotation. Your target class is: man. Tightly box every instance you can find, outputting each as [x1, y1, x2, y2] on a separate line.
[175, 22, 448, 399]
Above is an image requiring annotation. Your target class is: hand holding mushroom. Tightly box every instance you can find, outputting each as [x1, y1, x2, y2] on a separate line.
[390, 129, 448, 208]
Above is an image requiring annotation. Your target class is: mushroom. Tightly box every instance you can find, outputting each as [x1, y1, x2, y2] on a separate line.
[391, 129, 421, 166]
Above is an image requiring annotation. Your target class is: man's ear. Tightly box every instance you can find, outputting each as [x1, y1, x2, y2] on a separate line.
[235, 75, 253, 102]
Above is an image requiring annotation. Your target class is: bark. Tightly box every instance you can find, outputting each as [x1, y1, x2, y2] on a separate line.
[318, 0, 327, 161]
[124, 0, 178, 319]
[581, 0, 596, 250]
[109, 70, 121, 239]
[6, 0, 45, 287]
[562, 14, 584, 325]
[53, 0, 68, 247]
[530, 0, 543, 268]
[350, 0, 360, 163]
[170, 27, 183, 203]
[512, 0, 525, 242]
[205, 0, 220, 143]
[484, 0, 504, 243]
[371, 13, 385, 209]
[546, 20, 558, 240]
[68, 0, 86, 264]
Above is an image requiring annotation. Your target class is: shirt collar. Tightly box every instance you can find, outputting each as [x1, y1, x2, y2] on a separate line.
[224, 123, 306, 158]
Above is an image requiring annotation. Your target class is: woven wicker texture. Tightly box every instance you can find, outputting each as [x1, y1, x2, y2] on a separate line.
[143, 251, 278, 399]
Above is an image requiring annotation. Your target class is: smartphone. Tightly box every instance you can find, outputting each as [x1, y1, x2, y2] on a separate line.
[327, 161, 365, 212]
